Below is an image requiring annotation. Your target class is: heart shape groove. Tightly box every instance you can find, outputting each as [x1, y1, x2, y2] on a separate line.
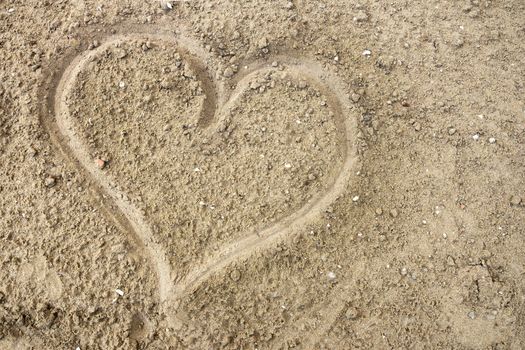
[50, 29, 358, 330]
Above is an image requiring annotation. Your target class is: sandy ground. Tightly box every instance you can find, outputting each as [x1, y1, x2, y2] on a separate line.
[1, 0, 524, 349]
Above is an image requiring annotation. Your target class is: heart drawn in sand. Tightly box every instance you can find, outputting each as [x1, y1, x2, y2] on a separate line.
[49, 30, 357, 329]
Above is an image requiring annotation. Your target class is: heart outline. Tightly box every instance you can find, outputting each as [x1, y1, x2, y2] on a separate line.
[44, 28, 358, 333]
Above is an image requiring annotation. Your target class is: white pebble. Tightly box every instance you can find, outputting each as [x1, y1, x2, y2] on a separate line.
[115, 289, 124, 296]
[352, 196, 360, 202]
[284, 163, 292, 169]
[118, 81, 126, 89]
[362, 49, 372, 57]
[472, 134, 480, 141]
[488, 137, 496, 144]
[327, 271, 337, 280]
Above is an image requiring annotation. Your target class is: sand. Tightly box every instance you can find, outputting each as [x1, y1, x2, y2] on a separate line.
[0, 0, 524, 349]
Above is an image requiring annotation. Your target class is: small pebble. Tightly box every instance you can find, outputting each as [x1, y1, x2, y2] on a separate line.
[114, 48, 127, 59]
[27, 146, 38, 157]
[389, 208, 398, 218]
[400, 267, 408, 276]
[468, 311, 476, 320]
[95, 158, 106, 169]
[472, 134, 480, 141]
[362, 49, 372, 57]
[352, 196, 359, 202]
[488, 137, 496, 144]
[375, 208, 383, 215]
[257, 37, 269, 49]
[451, 34, 464, 48]
[230, 269, 241, 282]
[448, 128, 456, 135]
[118, 81, 126, 89]
[115, 289, 124, 296]
[345, 307, 359, 320]
[353, 10, 369, 22]
[510, 195, 522, 206]
[223, 67, 234, 78]
[327, 271, 337, 280]
[44, 177, 56, 187]
[160, 0, 173, 10]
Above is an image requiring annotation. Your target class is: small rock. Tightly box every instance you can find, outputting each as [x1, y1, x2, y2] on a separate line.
[298, 80, 307, 89]
[352, 196, 360, 202]
[375, 208, 383, 215]
[448, 128, 456, 135]
[468, 311, 476, 319]
[488, 137, 496, 144]
[362, 49, 372, 57]
[44, 177, 56, 187]
[257, 37, 269, 50]
[250, 81, 262, 90]
[345, 307, 359, 320]
[27, 146, 38, 157]
[327, 271, 337, 281]
[472, 134, 480, 141]
[446, 256, 456, 266]
[223, 67, 234, 78]
[95, 158, 106, 169]
[220, 335, 233, 346]
[451, 33, 464, 48]
[160, 0, 173, 10]
[510, 195, 522, 206]
[308, 173, 317, 181]
[400, 267, 408, 276]
[160, 78, 172, 89]
[114, 48, 127, 59]
[389, 208, 398, 218]
[351, 93, 361, 103]
[353, 10, 369, 22]
[230, 269, 241, 282]
[142, 41, 152, 51]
